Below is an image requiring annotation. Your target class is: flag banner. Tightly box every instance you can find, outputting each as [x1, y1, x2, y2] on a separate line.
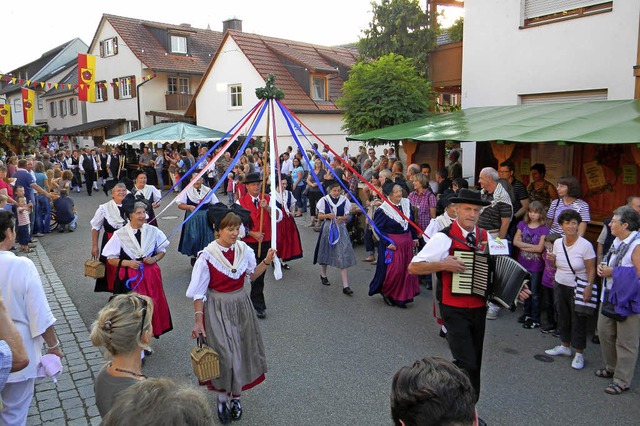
[0, 104, 11, 125]
[77, 53, 96, 102]
[22, 88, 35, 124]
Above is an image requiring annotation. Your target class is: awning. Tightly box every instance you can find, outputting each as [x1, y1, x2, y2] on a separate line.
[47, 119, 126, 136]
[104, 122, 226, 149]
[346, 99, 640, 144]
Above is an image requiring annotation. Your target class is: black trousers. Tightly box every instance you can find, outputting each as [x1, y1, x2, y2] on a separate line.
[246, 240, 271, 312]
[441, 304, 487, 402]
[84, 169, 96, 195]
[554, 282, 588, 350]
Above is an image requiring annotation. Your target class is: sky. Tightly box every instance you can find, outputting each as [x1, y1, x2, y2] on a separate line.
[0, 0, 463, 73]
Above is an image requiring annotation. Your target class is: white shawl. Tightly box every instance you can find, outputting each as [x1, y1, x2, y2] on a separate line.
[102, 200, 126, 229]
[201, 240, 249, 279]
[115, 223, 160, 259]
[379, 198, 411, 231]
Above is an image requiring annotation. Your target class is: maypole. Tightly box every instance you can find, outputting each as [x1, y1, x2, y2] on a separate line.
[255, 74, 284, 257]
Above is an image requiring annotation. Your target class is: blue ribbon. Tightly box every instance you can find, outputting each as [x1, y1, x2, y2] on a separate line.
[276, 100, 395, 251]
[126, 263, 145, 292]
[328, 220, 340, 246]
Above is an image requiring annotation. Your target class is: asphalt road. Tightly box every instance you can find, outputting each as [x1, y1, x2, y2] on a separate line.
[41, 188, 640, 426]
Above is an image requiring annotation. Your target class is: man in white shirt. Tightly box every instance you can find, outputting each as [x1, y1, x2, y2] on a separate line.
[280, 152, 294, 176]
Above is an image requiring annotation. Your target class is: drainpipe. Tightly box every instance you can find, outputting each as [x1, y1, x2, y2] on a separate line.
[136, 76, 154, 130]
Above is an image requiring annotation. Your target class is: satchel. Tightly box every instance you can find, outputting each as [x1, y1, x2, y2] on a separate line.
[562, 242, 597, 316]
[84, 258, 105, 279]
[191, 334, 220, 382]
[601, 288, 627, 322]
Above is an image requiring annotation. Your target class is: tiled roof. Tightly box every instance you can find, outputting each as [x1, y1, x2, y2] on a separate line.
[47, 118, 125, 136]
[100, 14, 223, 74]
[229, 31, 358, 112]
[0, 40, 77, 96]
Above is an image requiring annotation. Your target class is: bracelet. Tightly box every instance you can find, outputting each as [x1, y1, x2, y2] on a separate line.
[46, 341, 60, 350]
[262, 260, 271, 266]
[194, 311, 204, 316]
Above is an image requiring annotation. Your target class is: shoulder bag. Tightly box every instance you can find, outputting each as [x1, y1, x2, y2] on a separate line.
[562, 242, 598, 316]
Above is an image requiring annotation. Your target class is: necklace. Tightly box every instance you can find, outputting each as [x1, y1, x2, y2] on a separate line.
[110, 363, 147, 378]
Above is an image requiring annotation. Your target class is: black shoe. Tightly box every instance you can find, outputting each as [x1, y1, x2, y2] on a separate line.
[541, 325, 557, 334]
[551, 329, 560, 338]
[218, 402, 231, 424]
[230, 399, 242, 421]
[382, 295, 395, 306]
[518, 314, 528, 324]
[256, 310, 266, 319]
[592, 335, 600, 344]
[396, 302, 407, 309]
[190, 257, 197, 267]
[523, 320, 541, 329]
[439, 329, 447, 339]
[342, 286, 353, 296]
[282, 263, 290, 270]
[320, 276, 330, 286]
[143, 348, 153, 356]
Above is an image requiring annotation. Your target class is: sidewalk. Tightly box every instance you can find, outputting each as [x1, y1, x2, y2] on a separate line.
[24, 244, 102, 426]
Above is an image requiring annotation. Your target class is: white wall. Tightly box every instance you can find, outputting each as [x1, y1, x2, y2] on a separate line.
[462, 0, 639, 107]
[196, 37, 351, 156]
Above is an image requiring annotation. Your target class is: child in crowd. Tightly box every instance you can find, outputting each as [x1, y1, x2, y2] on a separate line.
[16, 196, 32, 252]
[513, 201, 549, 329]
[0, 194, 11, 212]
[540, 233, 561, 334]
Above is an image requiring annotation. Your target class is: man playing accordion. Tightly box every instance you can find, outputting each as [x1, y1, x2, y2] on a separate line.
[408, 188, 529, 403]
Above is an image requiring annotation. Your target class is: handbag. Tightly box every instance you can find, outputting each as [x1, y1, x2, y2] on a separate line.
[562, 242, 597, 316]
[191, 334, 220, 382]
[84, 258, 105, 279]
[601, 288, 627, 322]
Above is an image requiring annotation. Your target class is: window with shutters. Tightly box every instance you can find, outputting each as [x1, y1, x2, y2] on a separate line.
[37, 95, 43, 110]
[229, 84, 242, 108]
[168, 77, 190, 94]
[522, 0, 613, 28]
[116, 76, 136, 99]
[49, 101, 56, 117]
[95, 81, 107, 102]
[13, 98, 21, 113]
[59, 99, 67, 117]
[170, 35, 187, 54]
[100, 37, 118, 57]
[69, 98, 78, 115]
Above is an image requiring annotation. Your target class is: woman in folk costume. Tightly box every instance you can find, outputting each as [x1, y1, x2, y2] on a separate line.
[130, 171, 162, 225]
[101, 198, 173, 340]
[368, 184, 420, 308]
[91, 183, 129, 293]
[313, 182, 357, 295]
[176, 176, 219, 266]
[274, 174, 303, 269]
[187, 203, 273, 424]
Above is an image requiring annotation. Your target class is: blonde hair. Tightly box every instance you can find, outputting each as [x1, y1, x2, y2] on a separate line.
[0, 194, 7, 204]
[90, 293, 154, 356]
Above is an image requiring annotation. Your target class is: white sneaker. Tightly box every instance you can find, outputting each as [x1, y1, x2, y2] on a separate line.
[571, 353, 585, 370]
[486, 304, 500, 320]
[545, 345, 572, 357]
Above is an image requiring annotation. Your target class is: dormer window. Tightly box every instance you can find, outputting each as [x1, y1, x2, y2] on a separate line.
[311, 75, 328, 101]
[171, 35, 187, 54]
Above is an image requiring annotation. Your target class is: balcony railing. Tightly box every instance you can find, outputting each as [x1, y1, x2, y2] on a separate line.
[165, 93, 193, 110]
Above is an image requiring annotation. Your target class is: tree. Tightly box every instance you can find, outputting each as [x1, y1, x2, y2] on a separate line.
[337, 53, 433, 142]
[358, 0, 438, 76]
[447, 17, 464, 43]
[0, 125, 44, 154]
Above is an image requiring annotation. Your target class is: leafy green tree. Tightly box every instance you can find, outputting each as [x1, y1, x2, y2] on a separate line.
[337, 53, 433, 141]
[358, 0, 438, 76]
[447, 17, 464, 43]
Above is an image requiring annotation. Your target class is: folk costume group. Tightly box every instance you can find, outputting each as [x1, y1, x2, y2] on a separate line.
[89, 164, 528, 421]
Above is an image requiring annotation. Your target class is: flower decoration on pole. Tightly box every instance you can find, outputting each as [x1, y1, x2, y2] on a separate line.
[255, 74, 285, 100]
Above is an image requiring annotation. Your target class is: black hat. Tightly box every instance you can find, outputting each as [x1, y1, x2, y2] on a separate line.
[449, 188, 491, 206]
[243, 173, 262, 185]
[121, 193, 153, 216]
[207, 202, 253, 231]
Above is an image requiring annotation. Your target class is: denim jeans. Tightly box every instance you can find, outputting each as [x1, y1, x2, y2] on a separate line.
[523, 271, 542, 322]
[36, 194, 52, 233]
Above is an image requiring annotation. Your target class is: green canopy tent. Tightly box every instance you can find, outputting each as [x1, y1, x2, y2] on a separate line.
[346, 99, 640, 144]
[104, 122, 226, 149]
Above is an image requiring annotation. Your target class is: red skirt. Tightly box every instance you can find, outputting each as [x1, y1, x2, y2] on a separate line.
[380, 232, 420, 303]
[276, 213, 303, 262]
[118, 263, 173, 337]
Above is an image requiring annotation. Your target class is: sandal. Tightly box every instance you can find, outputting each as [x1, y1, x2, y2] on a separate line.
[594, 368, 614, 379]
[604, 382, 629, 395]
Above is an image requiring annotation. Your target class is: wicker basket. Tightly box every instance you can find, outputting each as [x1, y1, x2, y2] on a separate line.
[191, 336, 220, 382]
[84, 259, 105, 279]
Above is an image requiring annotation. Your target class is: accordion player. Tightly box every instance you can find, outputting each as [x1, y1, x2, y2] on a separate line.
[451, 250, 530, 310]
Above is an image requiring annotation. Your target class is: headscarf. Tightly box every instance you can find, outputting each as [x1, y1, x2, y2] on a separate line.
[206, 202, 253, 232]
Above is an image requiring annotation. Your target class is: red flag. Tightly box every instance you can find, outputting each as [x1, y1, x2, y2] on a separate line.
[77, 53, 96, 102]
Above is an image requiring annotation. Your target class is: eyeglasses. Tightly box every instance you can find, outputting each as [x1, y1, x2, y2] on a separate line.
[135, 296, 148, 339]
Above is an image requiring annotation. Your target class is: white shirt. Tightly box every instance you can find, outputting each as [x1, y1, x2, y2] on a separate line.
[0, 251, 56, 382]
[412, 220, 474, 264]
[281, 159, 294, 176]
[552, 237, 596, 287]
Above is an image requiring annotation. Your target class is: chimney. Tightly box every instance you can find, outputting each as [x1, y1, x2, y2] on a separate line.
[222, 18, 242, 33]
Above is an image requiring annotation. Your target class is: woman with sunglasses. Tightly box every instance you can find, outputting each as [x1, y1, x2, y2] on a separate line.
[91, 293, 154, 418]
[187, 203, 274, 424]
[102, 199, 173, 341]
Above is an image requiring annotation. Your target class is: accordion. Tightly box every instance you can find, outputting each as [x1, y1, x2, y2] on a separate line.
[451, 250, 530, 311]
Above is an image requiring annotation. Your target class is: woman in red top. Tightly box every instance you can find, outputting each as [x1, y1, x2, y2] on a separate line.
[187, 203, 275, 425]
[0, 165, 15, 203]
